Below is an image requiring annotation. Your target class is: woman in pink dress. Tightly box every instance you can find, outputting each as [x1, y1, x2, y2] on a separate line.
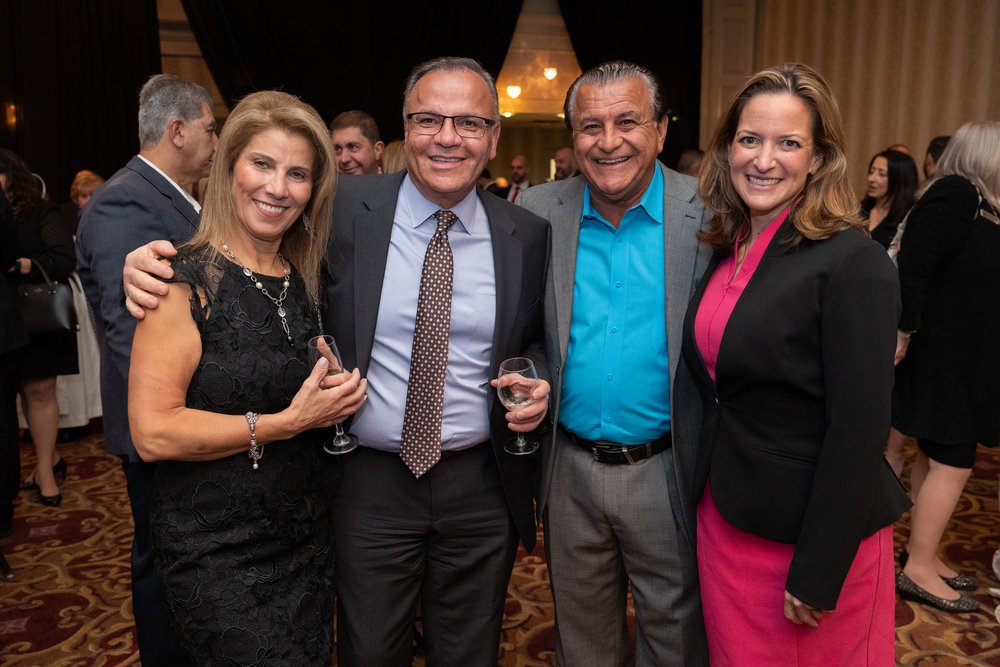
[680, 63, 910, 665]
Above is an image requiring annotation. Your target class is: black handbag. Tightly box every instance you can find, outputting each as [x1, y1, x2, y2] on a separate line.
[13, 262, 79, 335]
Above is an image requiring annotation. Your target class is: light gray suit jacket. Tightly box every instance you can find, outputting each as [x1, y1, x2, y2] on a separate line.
[520, 162, 712, 553]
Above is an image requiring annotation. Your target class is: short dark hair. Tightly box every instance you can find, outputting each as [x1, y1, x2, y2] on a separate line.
[328, 109, 381, 146]
[926, 135, 951, 162]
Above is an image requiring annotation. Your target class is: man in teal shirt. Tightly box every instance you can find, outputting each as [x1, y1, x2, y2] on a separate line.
[521, 61, 711, 667]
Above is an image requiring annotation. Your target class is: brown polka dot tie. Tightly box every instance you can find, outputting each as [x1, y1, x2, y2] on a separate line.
[399, 210, 457, 477]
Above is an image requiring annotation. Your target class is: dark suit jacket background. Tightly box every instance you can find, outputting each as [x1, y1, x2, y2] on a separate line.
[76, 156, 200, 462]
[325, 171, 549, 549]
[682, 220, 910, 610]
[0, 191, 29, 355]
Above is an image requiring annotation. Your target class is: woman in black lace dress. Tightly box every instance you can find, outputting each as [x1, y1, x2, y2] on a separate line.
[129, 91, 367, 665]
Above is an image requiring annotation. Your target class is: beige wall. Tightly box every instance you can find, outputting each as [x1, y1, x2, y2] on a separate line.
[702, 0, 1000, 195]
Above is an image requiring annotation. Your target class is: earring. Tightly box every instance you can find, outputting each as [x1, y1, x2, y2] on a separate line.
[302, 212, 312, 234]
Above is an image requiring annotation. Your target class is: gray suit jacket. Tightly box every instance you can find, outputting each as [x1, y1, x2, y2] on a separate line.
[521, 162, 712, 552]
[76, 156, 200, 461]
[325, 172, 550, 549]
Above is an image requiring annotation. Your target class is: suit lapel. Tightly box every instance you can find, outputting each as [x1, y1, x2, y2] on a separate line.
[550, 180, 586, 361]
[661, 164, 707, 377]
[482, 193, 521, 375]
[351, 180, 398, 375]
[127, 156, 199, 232]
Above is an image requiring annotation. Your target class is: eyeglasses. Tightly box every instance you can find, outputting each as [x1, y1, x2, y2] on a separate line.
[573, 118, 653, 137]
[405, 112, 496, 139]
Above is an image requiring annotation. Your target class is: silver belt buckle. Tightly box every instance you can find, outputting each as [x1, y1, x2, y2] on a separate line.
[622, 447, 638, 465]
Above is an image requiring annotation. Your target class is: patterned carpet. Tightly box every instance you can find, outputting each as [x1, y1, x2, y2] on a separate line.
[2, 434, 999, 666]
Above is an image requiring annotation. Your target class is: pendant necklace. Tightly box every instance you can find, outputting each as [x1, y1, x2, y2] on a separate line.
[222, 243, 294, 345]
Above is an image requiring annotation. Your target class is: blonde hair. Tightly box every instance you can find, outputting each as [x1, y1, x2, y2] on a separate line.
[380, 139, 406, 174]
[921, 121, 1000, 211]
[185, 90, 336, 300]
[69, 170, 104, 204]
[699, 63, 862, 251]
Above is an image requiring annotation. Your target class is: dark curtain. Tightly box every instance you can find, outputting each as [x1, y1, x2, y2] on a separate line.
[0, 0, 161, 203]
[181, 1, 524, 144]
[558, 1, 703, 169]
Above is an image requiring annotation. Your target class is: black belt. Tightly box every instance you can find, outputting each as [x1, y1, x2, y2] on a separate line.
[562, 427, 671, 465]
[438, 440, 490, 461]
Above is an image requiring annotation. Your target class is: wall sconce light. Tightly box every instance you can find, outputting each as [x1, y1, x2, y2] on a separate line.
[506, 85, 522, 99]
[5, 103, 16, 131]
[503, 111, 515, 118]
[543, 67, 558, 81]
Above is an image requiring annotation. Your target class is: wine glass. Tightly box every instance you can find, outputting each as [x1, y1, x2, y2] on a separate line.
[496, 357, 539, 455]
[307, 334, 359, 455]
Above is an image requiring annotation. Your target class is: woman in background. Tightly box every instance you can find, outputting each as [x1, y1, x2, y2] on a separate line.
[860, 148, 918, 248]
[684, 63, 909, 665]
[62, 170, 105, 236]
[0, 149, 77, 507]
[893, 120, 1000, 612]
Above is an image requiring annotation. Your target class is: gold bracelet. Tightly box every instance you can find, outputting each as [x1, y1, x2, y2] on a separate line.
[246, 411, 262, 469]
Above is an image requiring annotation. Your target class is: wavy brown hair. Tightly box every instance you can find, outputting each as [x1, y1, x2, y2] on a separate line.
[699, 63, 862, 253]
[184, 90, 336, 302]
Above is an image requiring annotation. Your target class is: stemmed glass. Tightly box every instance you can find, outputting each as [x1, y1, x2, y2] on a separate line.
[307, 334, 359, 455]
[496, 357, 540, 455]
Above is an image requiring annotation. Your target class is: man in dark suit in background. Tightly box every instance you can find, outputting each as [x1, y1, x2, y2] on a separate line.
[121, 56, 550, 667]
[76, 73, 216, 667]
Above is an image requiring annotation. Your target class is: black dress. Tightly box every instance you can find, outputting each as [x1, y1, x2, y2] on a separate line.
[892, 175, 1000, 447]
[6, 201, 78, 378]
[149, 248, 337, 665]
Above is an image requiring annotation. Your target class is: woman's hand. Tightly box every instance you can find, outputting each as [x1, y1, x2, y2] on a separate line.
[16, 257, 30, 274]
[123, 240, 178, 319]
[282, 358, 368, 434]
[783, 590, 825, 627]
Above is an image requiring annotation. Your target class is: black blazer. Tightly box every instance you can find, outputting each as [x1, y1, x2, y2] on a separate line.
[681, 220, 910, 609]
[325, 171, 550, 550]
[76, 156, 200, 461]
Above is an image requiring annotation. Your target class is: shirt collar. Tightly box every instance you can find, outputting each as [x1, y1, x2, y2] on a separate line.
[399, 173, 480, 234]
[581, 162, 665, 227]
[137, 155, 202, 214]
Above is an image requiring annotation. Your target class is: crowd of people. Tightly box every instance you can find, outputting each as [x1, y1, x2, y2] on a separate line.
[1, 53, 998, 666]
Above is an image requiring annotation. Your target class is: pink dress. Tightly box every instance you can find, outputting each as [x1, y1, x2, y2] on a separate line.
[693, 210, 896, 666]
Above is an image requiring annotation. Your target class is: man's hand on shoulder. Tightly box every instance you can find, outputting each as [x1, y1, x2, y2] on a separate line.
[124, 239, 179, 319]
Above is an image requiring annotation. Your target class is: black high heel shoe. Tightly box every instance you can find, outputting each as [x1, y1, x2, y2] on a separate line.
[19, 458, 67, 491]
[899, 549, 978, 591]
[38, 489, 62, 507]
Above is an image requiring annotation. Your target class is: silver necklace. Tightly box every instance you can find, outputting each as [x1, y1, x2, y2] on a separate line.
[222, 243, 294, 345]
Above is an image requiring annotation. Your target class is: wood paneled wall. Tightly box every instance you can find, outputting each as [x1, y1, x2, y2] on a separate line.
[702, 0, 1000, 194]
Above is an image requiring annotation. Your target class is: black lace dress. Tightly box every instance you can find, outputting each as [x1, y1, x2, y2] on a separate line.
[149, 248, 337, 665]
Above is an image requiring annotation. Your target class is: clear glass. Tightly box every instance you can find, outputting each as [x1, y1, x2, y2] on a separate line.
[496, 357, 539, 455]
[307, 334, 359, 455]
[405, 112, 495, 138]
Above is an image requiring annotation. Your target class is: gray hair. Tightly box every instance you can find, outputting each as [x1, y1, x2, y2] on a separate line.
[926, 120, 1000, 210]
[401, 57, 499, 120]
[563, 61, 665, 131]
[138, 74, 213, 148]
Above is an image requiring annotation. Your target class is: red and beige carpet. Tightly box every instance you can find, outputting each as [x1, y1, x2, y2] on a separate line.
[2, 435, 999, 666]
